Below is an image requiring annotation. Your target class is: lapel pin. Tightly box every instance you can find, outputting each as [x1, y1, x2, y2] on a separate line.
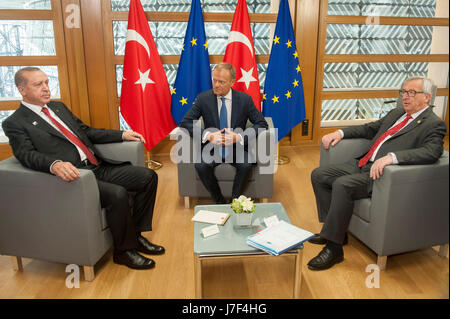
[417, 120, 421, 124]
[32, 121, 38, 126]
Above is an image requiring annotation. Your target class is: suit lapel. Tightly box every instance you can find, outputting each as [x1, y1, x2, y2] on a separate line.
[47, 102, 88, 143]
[230, 89, 240, 128]
[391, 107, 431, 138]
[210, 91, 220, 129]
[19, 104, 66, 140]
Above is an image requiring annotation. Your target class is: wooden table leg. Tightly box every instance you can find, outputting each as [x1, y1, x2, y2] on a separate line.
[293, 249, 302, 299]
[194, 254, 202, 299]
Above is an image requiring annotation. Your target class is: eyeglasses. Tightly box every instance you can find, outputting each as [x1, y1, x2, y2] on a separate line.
[399, 89, 425, 97]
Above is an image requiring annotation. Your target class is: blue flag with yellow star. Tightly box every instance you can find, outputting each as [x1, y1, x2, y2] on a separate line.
[263, 0, 305, 141]
[170, 0, 211, 124]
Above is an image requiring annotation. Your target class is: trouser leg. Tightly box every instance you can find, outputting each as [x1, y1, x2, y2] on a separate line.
[195, 161, 223, 202]
[231, 152, 253, 199]
[311, 160, 371, 244]
[93, 163, 158, 250]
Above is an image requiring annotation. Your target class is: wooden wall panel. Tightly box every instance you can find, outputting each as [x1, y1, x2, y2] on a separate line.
[290, 0, 320, 145]
[80, 0, 114, 129]
[62, 0, 92, 124]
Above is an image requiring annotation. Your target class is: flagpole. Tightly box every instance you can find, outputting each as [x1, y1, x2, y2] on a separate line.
[276, 143, 290, 165]
[146, 151, 163, 170]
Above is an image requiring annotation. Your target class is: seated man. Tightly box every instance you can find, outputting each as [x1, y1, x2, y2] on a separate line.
[308, 76, 447, 271]
[179, 63, 268, 204]
[2, 67, 164, 270]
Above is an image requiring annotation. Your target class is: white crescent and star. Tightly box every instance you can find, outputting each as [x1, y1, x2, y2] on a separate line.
[124, 29, 154, 92]
[238, 67, 257, 90]
[126, 29, 151, 59]
[227, 31, 254, 57]
[226, 31, 258, 90]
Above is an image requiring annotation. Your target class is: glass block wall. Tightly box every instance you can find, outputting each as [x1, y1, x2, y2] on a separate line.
[322, 0, 440, 121]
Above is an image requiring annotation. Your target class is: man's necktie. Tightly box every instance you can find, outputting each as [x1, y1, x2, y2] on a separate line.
[41, 107, 99, 166]
[219, 97, 228, 158]
[358, 114, 412, 167]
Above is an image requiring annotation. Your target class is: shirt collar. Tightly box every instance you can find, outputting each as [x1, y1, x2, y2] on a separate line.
[409, 105, 430, 119]
[22, 101, 48, 116]
[218, 89, 232, 101]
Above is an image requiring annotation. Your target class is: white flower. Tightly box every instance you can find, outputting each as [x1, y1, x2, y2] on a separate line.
[242, 199, 254, 212]
[237, 195, 247, 202]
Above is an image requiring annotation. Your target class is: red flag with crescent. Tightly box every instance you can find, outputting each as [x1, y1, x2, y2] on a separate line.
[120, 0, 176, 151]
[223, 0, 261, 111]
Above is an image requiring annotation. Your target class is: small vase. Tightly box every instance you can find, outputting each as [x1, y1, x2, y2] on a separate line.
[235, 212, 253, 227]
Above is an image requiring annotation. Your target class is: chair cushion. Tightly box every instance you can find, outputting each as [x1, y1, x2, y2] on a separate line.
[353, 198, 371, 223]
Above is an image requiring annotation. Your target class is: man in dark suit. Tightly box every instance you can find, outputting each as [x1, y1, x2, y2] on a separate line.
[179, 63, 268, 204]
[308, 76, 447, 270]
[2, 67, 165, 270]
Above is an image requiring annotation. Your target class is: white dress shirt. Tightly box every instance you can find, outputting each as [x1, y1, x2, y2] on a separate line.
[202, 90, 244, 145]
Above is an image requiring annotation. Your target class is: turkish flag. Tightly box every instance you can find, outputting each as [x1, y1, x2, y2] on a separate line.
[120, 0, 176, 151]
[223, 0, 261, 111]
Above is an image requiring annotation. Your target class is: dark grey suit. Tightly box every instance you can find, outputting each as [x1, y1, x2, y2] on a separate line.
[179, 89, 268, 202]
[2, 101, 158, 252]
[311, 107, 447, 244]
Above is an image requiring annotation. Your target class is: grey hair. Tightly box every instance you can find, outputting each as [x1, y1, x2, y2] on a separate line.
[14, 67, 42, 88]
[402, 76, 434, 95]
[214, 62, 236, 80]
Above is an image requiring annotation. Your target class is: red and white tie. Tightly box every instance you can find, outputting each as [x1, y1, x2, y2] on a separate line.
[358, 114, 412, 167]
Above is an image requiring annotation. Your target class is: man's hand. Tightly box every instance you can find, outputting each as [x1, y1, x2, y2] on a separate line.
[122, 130, 146, 143]
[322, 131, 343, 149]
[370, 154, 394, 180]
[207, 129, 226, 145]
[223, 129, 242, 146]
[51, 161, 80, 182]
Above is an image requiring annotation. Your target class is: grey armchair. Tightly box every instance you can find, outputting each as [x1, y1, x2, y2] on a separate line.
[0, 141, 145, 281]
[320, 140, 449, 270]
[174, 117, 276, 208]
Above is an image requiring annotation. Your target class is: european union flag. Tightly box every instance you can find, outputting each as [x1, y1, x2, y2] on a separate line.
[171, 0, 211, 124]
[263, 0, 306, 141]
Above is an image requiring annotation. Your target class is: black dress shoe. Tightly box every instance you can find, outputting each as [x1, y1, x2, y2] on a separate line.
[307, 246, 344, 271]
[308, 233, 348, 245]
[113, 250, 155, 270]
[136, 235, 165, 255]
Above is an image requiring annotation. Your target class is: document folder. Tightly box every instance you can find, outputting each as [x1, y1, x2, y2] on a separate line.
[247, 220, 314, 256]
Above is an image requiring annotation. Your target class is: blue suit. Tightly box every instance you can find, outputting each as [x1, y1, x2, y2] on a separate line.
[180, 89, 268, 202]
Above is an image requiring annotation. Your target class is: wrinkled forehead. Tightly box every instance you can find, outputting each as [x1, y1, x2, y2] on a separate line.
[402, 79, 423, 91]
[213, 68, 232, 81]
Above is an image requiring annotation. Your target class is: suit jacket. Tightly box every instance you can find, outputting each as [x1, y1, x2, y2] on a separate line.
[179, 89, 268, 147]
[342, 106, 447, 165]
[2, 101, 123, 173]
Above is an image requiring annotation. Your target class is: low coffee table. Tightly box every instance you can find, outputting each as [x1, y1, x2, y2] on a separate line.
[193, 202, 303, 298]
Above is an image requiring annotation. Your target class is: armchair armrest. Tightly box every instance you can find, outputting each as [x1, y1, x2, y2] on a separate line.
[95, 141, 145, 167]
[320, 139, 371, 166]
[0, 157, 106, 265]
[367, 152, 449, 255]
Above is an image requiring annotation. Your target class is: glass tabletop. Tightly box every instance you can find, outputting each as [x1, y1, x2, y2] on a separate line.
[193, 202, 301, 256]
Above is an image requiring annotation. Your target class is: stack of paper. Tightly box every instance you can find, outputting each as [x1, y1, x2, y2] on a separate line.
[247, 220, 314, 256]
[191, 210, 230, 225]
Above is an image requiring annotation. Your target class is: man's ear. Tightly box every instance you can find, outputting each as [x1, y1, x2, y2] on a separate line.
[425, 93, 432, 104]
[17, 86, 25, 96]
